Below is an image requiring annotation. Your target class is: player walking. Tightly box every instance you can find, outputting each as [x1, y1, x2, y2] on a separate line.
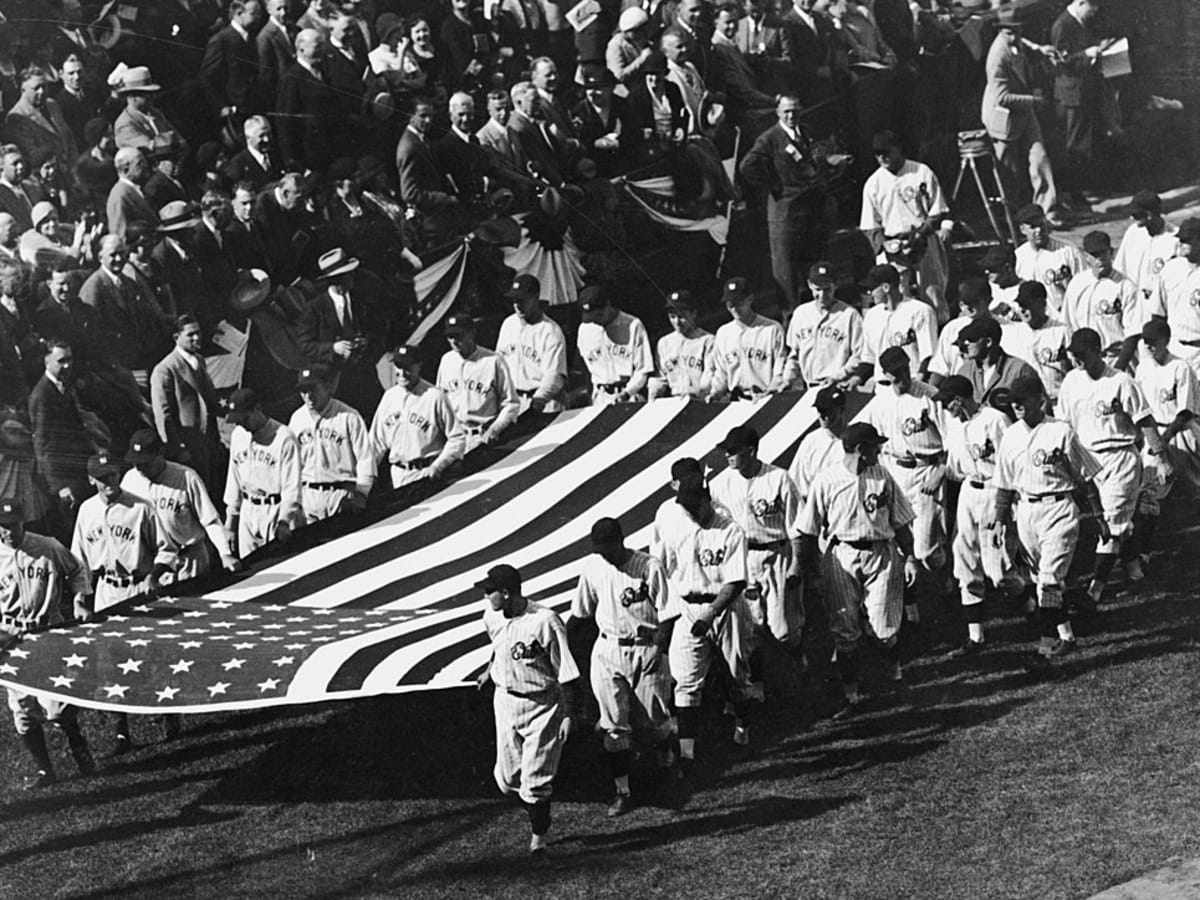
[436, 314, 519, 453]
[576, 286, 655, 406]
[372, 346, 464, 487]
[709, 277, 788, 401]
[496, 276, 568, 415]
[651, 291, 714, 400]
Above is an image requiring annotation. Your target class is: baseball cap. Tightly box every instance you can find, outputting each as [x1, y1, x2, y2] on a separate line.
[1009, 375, 1045, 406]
[841, 422, 887, 452]
[979, 245, 1015, 271]
[590, 517, 624, 546]
[958, 276, 991, 310]
[1068, 327, 1102, 356]
[815, 384, 847, 414]
[878, 345, 910, 375]
[957, 315, 1002, 345]
[505, 274, 541, 301]
[1015, 203, 1046, 226]
[475, 563, 521, 594]
[670, 457, 703, 482]
[87, 451, 124, 480]
[297, 364, 332, 388]
[0, 497, 24, 525]
[721, 277, 752, 305]
[391, 345, 422, 368]
[675, 475, 710, 510]
[225, 387, 259, 415]
[1142, 318, 1171, 343]
[864, 264, 900, 289]
[579, 285, 607, 313]
[1130, 190, 1162, 216]
[1179, 218, 1200, 246]
[666, 290, 696, 313]
[932, 374, 974, 405]
[717, 424, 759, 453]
[444, 313, 476, 335]
[1016, 280, 1048, 306]
[125, 428, 164, 464]
[808, 262, 835, 286]
[1082, 230, 1112, 256]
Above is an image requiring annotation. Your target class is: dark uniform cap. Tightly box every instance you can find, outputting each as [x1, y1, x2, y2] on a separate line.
[590, 517, 624, 545]
[1068, 327, 1102, 356]
[717, 424, 759, 453]
[841, 422, 887, 452]
[864, 264, 899, 289]
[666, 290, 696, 313]
[1082, 230, 1111, 256]
[675, 475, 710, 509]
[444, 313, 476, 335]
[297, 364, 332, 388]
[579, 285, 607, 312]
[814, 385, 847, 414]
[1016, 280, 1048, 306]
[670, 457, 702, 481]
[1130, 190, 1161, 215]
[979, 245, 1015, 271]
[225, 387, 260, 414]
[1178, 218, 1200, 246]
[808, 262, 836, 286]
[505, 274, 541, 300]
[1142, 318, 1171, 343]
[87, 452, 124, 479]
[957, 315, 1002, 344]
[125, 428, 164, 463]
[1015, 203, 1046, 226]
[1009, 375, 1046, 406]
[391, 345, 422, 367]
[878, 345, 911, 375]
[721, 277, 752, 306]
[476, 563, 521, 594]
[0, 498, 23, 525]
[932, 374, 974, 405]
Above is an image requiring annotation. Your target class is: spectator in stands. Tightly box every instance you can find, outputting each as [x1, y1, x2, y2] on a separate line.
[72, 118, 117, 217]
[253, 172, 316, 284]
[32, 264, 99, 367]
[257, 0, 296, 109]
[29, 340, 94, 532]
[191, 191, 238, 331]
[572, 66, 635, 179]
[200, 0, 264, 124]
[4, 66, 77, 174]
[277, 29, 340, 174]
[151, 315, 221, 488]
[18, 201, 94, 273]
[711, 4, 776, 132]
[55, 56, 105, 150]
[509, 81, 568, 188]
[113, 67, 183, 154]
[143, 133, 189, 210]
[122, 221, 178, 322]
[0, 145, 35, 232]
[607, 8, 654, 92]
[227, 181, 270, 271]
[0, 213, 21, 267]
[105, 147, 158, 238]
[735, 0, 788, 94]
[223, 116, 281, 191]
[476, 90, 519, 167]
[397, 97, 458, 247]
[151, 201, 204, 320]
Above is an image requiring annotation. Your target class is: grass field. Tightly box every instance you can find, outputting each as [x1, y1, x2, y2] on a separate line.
[2, 510, 1200, 900]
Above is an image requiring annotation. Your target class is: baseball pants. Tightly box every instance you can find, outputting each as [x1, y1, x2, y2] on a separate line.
[389, 465, 430, 490]
[1093, 447, 1141, 555]
[952, 482, 1017, 604]
[589, 637, 673, 753]
[668, 597, 760, 709]
[1014, 495, 1079, 609]
[237, 499, 285, 557]
[7, 689, 72, 735]
[885, 461, 947, 565]
[492, 687, 566, 805]
[1168, 428, 1200, 497]
[746, 544, 804, 647]
[821, 540, 904, 654]
[94, 577, 152, 613]
[302, 486, 354, 523]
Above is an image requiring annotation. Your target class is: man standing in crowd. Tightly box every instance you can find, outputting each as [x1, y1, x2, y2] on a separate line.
[709, 277, 788, 401]
[436, 314, 519, 453]
[785, 262, 865, 390]
[652, 291, 714, 400]
[372, 345, 464, 488]
[151, 315, 220, 490]
[955, 315, 1038, 408]
[29, 340, 93, 539]
[577, 285, 654, 406]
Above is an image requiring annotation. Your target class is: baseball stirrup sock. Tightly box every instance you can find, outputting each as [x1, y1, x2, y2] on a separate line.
[607, 749, 632, 779]
[526, 801, 551, 836]
[20, 729, 52, 771]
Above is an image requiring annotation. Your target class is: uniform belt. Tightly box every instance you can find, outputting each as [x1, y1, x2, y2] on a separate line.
[463, 423, 489, 435]
[888, 452, 944, 468]
[1092, 443, 1135, 453]
[730, 387, 766, 401]
[242, 491, 281, 505]
[966, 478, 990, 490]
[394, 456, 434, 470]
[747, 538, 788, 551]
[595, 379, 629, 394]
[833, 537, 887, 551]
[1180, 339, 1200, 347]
[304, 480, 356, 491]
[601, 632, 654, 646]
[1023, 490, 1072, 503]
[102, 570, 148, 588]
[503, 685, 554, 699]
[517, 388, 537, 398]
[682, 592, 717, 604]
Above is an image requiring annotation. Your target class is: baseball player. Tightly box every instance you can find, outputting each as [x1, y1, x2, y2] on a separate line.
[859, 346, 947, 626]
[576, 285, 654, 406]
[1058, 328, 1169, 604]
[656, 477, 759, 766]
[475, 563, 580, 855]
[935, 376, 1018, 656]
[372, 346, 464, 488]
[927, 278, 992, 389]
[569, 518, 674, 817]
[1061, 231, 1139, 366]
[651, 291, 714, 400]
[989, 376, 1104, 663]
[1001, 282, 1072, 407]
[1113, 190, 1180, 311]
[289, 365, 375, 523]
[436, 314, 520, 453]
[861, 264, 938, 382]
[496, 276, 568, 415]
[1151, 218, 1200, 377]
[651, 457, 706, 560]
[981, 245, 1022, 322]
[784, 262, 865, 390]
[0, 498, 95, 788]
[1013, 203, 1088, 315]
[788, 385, 849, 510]
[1134, 319, 1200, 562]
[708, 425, 805, 685]
[708, 277, 788, 402]
[798, 423, 916, 716]
[121, 429, 240, 582]
[222, 388, 304, 558]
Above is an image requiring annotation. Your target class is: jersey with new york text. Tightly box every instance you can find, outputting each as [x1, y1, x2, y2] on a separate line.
[289, 398, 375, 490]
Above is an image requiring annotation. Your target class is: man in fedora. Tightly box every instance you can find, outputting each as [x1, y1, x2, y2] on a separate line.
[105, 146, 158, 239]
[143, 133, 189, 210]
[113, 66, 185, 155]
[151, 200, 205, 320]
[298, 248, 383, 417]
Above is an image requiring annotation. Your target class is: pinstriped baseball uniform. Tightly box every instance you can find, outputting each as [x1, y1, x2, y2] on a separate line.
[657, 507, 757, 708]
[436, 345, 520, 452]
[71, 492, 171, 611]
[1001, 319, 1071, 401]
[1114, 222, 1179, 300]
[711, 315, 787, 397]
[496, 314, 568, 413]
[1062, 270, 1138, 355]
[945, 406, 1015, 602]
[1058, 365, 1150, 546]
[709, 463, 804, 645]
[799, 459, 914, 652]
[1152, 258, 1200, 372]
[860, 380, 946, 562]
[571, 550, 673, 753]
[578, 311, 655, 405]
[223, 419, 304, 558]
[928, 313, 971, 379]
[371, 379, 465, 488]
[1137, 352, 1200, 497]
[656, 330, 715, 399]
[784, 300, 864, 386]
[788, 426, 842, 509]
[289, 399, 375, 523]
[484, 600, 580, 805]
[120, 461, 233, 581]
[994, 417, 1100, 607]
[1015, 237, 1087, 314]
[862, 299, 937, 378]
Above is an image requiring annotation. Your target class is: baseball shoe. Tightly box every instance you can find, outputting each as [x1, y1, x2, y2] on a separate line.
[883, 660, 903, 683]
[72, 748, 95, 777]
[607, 793, 634, 818]
[1043, 638, 1077, 659]
[828, 696, 862, 723]
[529, 834, 547, 855]
[947, 639, 986, 659]
[1065, 589, 1098, 617]
[1124, 557, 1145, 582]
[24, 770, 55, 791]
[98, 736, 131, 761]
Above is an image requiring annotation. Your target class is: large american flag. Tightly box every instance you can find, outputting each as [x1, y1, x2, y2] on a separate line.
[0, 394, 826, 714]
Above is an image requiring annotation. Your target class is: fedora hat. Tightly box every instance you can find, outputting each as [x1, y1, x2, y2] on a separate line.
[149, 131, 184, 160]
[157, 200, 202, 232]
[316, 247, 360, 280]
[89, 13, 123, 49]
[230, 268, 272, 313]
[368, 91, 396, 124]
[117, 65, 161, 93]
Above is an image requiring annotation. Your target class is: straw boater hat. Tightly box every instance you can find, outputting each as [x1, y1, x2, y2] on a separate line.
[230, 268, 272, 313]
[316, 248, 360, 280]
[157, 201, 202, 232]
[117, 66, 161, 94]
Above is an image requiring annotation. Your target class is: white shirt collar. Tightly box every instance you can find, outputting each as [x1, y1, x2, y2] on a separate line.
[231, 20, 249, 40]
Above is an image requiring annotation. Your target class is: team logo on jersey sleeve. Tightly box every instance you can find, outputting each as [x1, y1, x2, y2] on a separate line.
[620, 581, 651, 607]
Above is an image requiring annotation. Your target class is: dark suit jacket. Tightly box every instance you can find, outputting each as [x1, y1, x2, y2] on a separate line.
[222, 148, 281, 192]
[739, 121, 822, 201]
[508, 112, 567, 187]
[325, 45, 367, 107]
[144, 171, 189, 210]
[78, 268, 168, 371]
[396, 128, 454, 212]
[189, 221, 238, 329]
[32, 296, 102, 366]
[626, 81, 689, 144]
[226, 217, 271, 271]
[780, 8, 835, 102]
[571, 96, 636, 178]
[3, 96, 78, 172]
[29, 374, 91, 495]
[735, 14, 786, 59]
[0, 181, 35, 232]
[276, 63, 339, 174]
[151, 347, 219, 481]
[106, 179, 160, 238]
[252, 189, 316, 285]
[1051, 10, 1100, 108]
[201, 24, 259, 113]
[54, 86, 105, 149]
[256, 20, 294, 106]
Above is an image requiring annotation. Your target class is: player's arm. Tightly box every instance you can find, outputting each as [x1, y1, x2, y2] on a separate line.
[348, 412, 378, 498]
[429, 394, 464, 480]
[623, 322, 654, 400]
[838, 310, 866, 384]
[768, 325, 789, 393]
[223, 441, 243, 534]
[278, 431, 304, 537]
[694, 529, 748, 635]
[534, 331, 568, 410]
[486, 356, 520, 441]
[188, 470, 241, 572]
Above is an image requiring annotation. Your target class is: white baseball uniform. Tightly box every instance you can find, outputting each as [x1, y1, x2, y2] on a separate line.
[436, 345, 520, 452]
[289, 399, 376, 523]
[484, 600, 580, 804]
[862, 299, 937, 379]
[994, 416, 1100, 607]
[1001, 317, 1071, 402]
[799, 459, 915, 653]
[859, 158, 951, 299]
[1061, 269, 1138, 356]
[788, 425, 842, 509]
[121, 461, 233, 580]
[1152, 257, 1200, 375]
[928, 313, 971, 379]
[71, 492, 171, 611]
[571, 549, 673, 753]
[655, 330, 715, 399]
[1114, 221, 1180, 300]
[1137, 351, 1200, 497]
[371, 379, 465, 488]
[656, 506, 758, 708]
[710, 314, 787, 398]
[990, 281, 1022, 322]
[784, 300, 865, 387]
[577, 310, 654, 406]
[709, 462, 804, 646]
[1015, 237, 1088, 314]
[223, 419, 304, 557]
[496, 313, 568, 414]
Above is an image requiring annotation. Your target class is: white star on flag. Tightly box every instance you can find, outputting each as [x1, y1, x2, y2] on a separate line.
[182, 611, 205, 618]
[222, 658, 246, 671]
[9, 648, 29, 659]
[63, 654, 87, 667]
[69, 636, 94, 644]
[156, 686, 180, 702]
[0, 663, 18, 675]
[257, 678, 280, 692]
[262, 605, 285, 611]
[236, 614, 260, 621]
[109, 616, 129, 622]
[272, 656, 295, 667]
[207, 682, 231, 696]
[170, 659, 195, 674]
[117, 659, 143, 674]
[233, 643, 256, 650]
[103, 684, 129, 698]
[211, 601, 233, 609]
[180, 641, 202, 649]
[50, 675, 74, 688]
[128, 639, 150, 648]
[286, 644, 306, 650]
